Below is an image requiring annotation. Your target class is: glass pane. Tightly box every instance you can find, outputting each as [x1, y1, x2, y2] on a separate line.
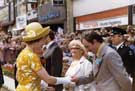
[0, 6, 9, 21]
[16, 0, 26, 16]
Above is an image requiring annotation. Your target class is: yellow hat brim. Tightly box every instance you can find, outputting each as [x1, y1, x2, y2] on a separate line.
[22, 26, 50, 42]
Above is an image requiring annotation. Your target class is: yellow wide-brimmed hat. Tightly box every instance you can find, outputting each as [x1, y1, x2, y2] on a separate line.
[22, 22, 50, 42]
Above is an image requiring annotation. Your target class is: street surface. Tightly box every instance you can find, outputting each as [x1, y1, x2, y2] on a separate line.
[1, 87, 10, 91]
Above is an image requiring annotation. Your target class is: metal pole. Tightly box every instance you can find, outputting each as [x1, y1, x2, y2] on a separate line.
[128, 5, 133, 25]
[13, 0, 16, 21]
[8, 0, 11, 21]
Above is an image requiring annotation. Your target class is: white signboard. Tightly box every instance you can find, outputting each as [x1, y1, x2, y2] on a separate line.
[16, 15, 27, 29]
[78, 16, 128, 30]
[73, 0, 134, 17]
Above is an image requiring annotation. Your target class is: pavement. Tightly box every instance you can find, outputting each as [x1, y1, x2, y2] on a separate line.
[3, 76, 15, 91]
[1, 87, 10, 91]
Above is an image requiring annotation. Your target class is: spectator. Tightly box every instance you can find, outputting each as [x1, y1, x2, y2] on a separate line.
[63, 39, 93, 91]
[111, 27, 135, 91]
[72, 31, 132, 91]
[42, 29, 63, 91]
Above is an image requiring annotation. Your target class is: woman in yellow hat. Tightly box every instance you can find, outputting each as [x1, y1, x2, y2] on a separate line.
[16, 22, 71, 91]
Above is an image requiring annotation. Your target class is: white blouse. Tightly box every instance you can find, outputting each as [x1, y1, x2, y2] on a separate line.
[64, 56, 93, 91]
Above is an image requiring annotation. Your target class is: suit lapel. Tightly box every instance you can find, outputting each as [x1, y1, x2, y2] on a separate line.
[93, 43, 106, 77]
[43, 42, 57, 59]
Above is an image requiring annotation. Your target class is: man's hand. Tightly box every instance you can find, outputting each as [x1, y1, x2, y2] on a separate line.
[71, 76, 79, 83]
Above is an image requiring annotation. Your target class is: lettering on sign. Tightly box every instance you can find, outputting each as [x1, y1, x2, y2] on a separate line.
[39, 11, 60, 22]
[99, 21, 121, 26]
[38, 3, 65, 24]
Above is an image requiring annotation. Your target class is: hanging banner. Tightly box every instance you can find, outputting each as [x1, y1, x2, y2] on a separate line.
[16, 15, 27, 29]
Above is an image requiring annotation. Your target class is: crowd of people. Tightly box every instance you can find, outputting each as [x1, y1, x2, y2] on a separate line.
[0, 22, 135, 91]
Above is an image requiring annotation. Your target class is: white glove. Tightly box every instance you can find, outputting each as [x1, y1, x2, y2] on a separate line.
[41, 80, 48, 89]
[56, 76, 71, 85]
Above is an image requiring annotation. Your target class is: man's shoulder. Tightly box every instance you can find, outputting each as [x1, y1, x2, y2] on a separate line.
[119, 44, 134, 56]
[103, 45, 117, 55]
[103, 46, 121, 59]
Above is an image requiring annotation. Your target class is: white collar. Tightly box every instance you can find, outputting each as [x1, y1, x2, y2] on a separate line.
[116, 42, 124, 50]
[46, 41, 54, 49]
[79, 56, 86, 64]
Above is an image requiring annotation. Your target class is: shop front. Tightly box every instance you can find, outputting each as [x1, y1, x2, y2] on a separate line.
[75, 6, 129, 30]
[77, 16, 128, 30]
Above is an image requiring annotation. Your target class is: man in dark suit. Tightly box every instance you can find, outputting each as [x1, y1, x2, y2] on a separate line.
[43, 30, 63, 91]
[111, 27, 135, 91]
[111, 27, 135, 76]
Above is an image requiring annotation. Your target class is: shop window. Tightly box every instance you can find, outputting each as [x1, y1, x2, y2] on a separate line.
[16, 0, 26, 16]
[0, 0, 10, 7]
[39, 0, 51, 4]
[0, 0, 5, 7]
[53, 0, 64, 6]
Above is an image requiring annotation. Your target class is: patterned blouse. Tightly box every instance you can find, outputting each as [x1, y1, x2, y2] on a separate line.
[16, 47, 43, 91]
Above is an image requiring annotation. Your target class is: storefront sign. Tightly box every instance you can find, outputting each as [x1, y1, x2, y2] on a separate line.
[39, 11, 60, 22]
[38, 3, 66, 24]
[78, 16, 128, 30]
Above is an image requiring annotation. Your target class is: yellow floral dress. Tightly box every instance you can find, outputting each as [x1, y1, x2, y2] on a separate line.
[16, 47, 43, 91]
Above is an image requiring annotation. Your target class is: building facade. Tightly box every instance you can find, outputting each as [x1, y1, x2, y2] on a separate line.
[73, 0, 135, 31]
[0, 0, 74, 34]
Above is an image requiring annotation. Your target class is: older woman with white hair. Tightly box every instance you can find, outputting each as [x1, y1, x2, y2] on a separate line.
[63, 39, 94, 91]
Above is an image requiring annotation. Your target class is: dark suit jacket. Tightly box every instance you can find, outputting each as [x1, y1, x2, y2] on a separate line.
[117, 42, 135, 76]
[0, 62, 4, 87]
[43, 42, 63, 91]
